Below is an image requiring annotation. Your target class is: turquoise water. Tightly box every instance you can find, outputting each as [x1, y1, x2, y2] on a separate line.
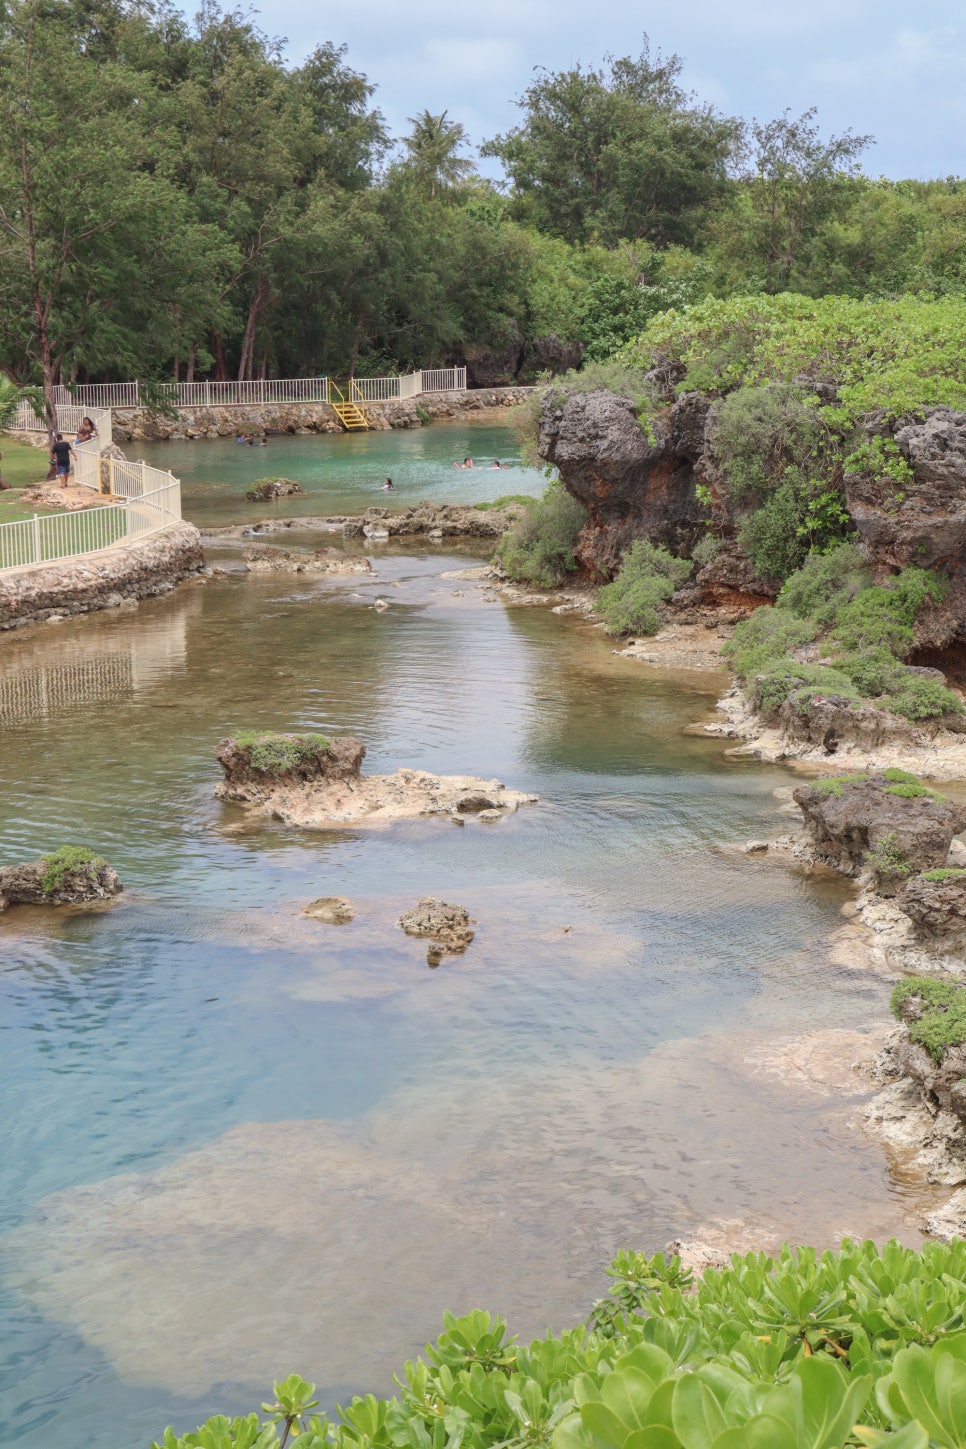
[136, 419, 545, 528]
[0, 506, 924, 1446]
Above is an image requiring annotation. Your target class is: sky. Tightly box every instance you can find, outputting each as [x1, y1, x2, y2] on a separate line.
[238, 0, 966, 181]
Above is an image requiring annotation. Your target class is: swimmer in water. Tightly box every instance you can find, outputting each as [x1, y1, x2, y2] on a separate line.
[382, 477, 394, 490]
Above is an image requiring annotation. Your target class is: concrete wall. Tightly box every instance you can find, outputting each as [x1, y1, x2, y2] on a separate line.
[110, 387, 535, 442]
[0, 522, 205, 630]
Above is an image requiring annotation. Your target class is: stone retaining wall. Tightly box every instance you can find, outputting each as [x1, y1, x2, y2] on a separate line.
[110, 387, 534, 442]
[0, 521, 205, 630]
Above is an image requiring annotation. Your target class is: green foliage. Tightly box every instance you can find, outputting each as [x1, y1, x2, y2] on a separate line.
[921, 869, 966, 882]
[831, 570, 947, 657]
[162, 1240, 966, 1449]
[235, 732, 331, 773]
[884, 782, 939, 800]
[845, 436, 916, 489]
[867, 833, 913, 880]
[40, 845, 108, 894]
[739, 477, 812, 580]
[723, 609, 817, 679]
[714, 384, 824, 503]
[891, 977, 966, 1062]
[691, 533, 722, 569]
[620, 294, 966, 420]
[473, 495, 533, 511]
[885, 675, 965, 722]
[811, 778, 846, 798]
[756, 662, 859, 720]
[497, 483, 586, 588]
[882, 769, 920, 785]
[595, 541, 692, 635]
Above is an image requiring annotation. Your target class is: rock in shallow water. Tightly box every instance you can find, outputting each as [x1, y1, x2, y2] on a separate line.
[302, 896, 354, 924]
[0, 854, 122, 909]
[398, 897, 475, 965]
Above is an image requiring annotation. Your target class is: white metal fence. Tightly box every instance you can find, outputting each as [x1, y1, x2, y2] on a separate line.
[49, 367, 468, 412]
[0, 471, 181, 573]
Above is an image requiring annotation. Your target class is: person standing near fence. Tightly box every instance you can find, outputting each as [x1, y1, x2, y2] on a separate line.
[50, 434, 75, 486]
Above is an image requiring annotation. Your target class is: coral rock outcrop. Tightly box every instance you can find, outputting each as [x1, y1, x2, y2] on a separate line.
[793, 776, 966, 886]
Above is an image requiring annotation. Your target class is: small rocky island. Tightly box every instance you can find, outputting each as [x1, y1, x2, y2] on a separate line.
[214, 732, 537, 829]
[0, 847, 122, 909]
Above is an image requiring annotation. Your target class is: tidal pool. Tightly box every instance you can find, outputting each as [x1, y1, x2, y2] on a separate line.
[136, 418, 544, 527]
[0, 544, 927, 1449]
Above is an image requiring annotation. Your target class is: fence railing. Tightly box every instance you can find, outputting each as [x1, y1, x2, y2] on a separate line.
[0, 472, 181, 573]
[15, 400, 113, 448]
[48, 367, 469, 413]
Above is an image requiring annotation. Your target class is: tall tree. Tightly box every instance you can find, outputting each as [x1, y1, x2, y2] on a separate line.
[482, 40, 739, 247]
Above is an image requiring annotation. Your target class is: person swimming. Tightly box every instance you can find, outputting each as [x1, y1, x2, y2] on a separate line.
[453, 456, 475, 469]
[382, 477, 394, 490]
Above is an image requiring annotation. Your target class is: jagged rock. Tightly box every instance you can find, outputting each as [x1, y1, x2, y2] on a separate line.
[346, 503, 519, 543]
[793, 775, 966, 890]
[398, 897, 474, 965]
[215, 735, 366, 801]
[214, 735, 537, 831]
[245, 478, 303, 502]
[0, 854, 122, 909]
[896, 873, 966, 945]
[242, 544, 372, 574]
[302, 896, 354, 924]
[744, 840, 769, 854]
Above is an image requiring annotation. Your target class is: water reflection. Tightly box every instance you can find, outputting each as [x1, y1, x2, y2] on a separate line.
[0, 552, 936, 1449]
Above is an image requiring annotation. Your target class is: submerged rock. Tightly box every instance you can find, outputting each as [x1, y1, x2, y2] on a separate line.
[214, 733, 537, 831]
[242, 544, 372, 574]
[302, 896, 354, 925]
[398, 897, 474, 965]
[0, 850, 122, 909]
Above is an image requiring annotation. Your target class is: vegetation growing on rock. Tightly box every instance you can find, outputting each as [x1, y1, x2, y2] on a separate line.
[234, 732, 331, 773]
[724, 546, 963, 722]
[595, 541, 692, 635]
[892, 976, 966, 1062]
[156, 1239, 966, 1449]
[496, 483, 586, 588]
[40, 845, 108, 894]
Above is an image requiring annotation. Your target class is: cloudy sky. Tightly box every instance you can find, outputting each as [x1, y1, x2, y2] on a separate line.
[241, 0, 965, 180]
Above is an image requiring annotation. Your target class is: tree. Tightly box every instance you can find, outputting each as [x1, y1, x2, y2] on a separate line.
[734, 108, 873, 292]
[482, 40, 739, 247]
[401, 110, 476, 198]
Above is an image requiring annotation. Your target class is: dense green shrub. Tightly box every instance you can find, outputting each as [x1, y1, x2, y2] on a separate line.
[690, 533, 722, 570]
[753, 660, 858, 720]
[235, 732, 331, 772]
[885, 673, 965, 721]
[497, 483, 586, 587]
[723, 608, 816, 679]
[714, 383, 824, 503]
[776, 543, 870, 627]
[867, 832, 913, 881]
[831, 569, 947, 656]
[921, 868, 966, 882]
[739, 477, 812, 579]
[833, 647, 907, 699]
[157, 1239, 966, 1449]
[40, 845, 108, 893]
[892, 976, 966, 1061]
[595, 541, 692, 635]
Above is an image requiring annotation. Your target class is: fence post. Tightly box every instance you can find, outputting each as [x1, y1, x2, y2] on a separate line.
[32, 514, 41, 565]
[204, 381, 211, 408]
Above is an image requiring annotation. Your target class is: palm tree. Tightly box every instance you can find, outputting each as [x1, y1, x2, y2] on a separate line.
[403, 110, 476, 198]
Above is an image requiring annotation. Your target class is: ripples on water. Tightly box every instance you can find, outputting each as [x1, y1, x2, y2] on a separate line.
[0, 543, 915, 1448]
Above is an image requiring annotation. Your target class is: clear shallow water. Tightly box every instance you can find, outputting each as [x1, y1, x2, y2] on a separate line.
[0, 545, 923, 1448]
[136, 419, 544, 528]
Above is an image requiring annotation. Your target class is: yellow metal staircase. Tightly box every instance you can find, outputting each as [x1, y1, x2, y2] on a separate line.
[330, 380, 368, 430]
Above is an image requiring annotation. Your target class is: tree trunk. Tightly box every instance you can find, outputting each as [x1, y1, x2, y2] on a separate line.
[238, 275, 268, 382]
[186, 346, 196, 385]
[347, 309, 366, 379]
[210, 331, 228, 381]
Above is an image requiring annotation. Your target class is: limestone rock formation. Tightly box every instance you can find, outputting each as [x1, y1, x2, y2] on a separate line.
[214, 734, 537, 831]
[793, 775, 966, 891]
[398, 897, 474, 964]
[895, 873, 966, 945]
[245, 478, 303, 502]
[0, 853, 122, 909]
[892, 985, 966, 1126]
[342, 503, 518, 541]
[242, 544, 372, 574]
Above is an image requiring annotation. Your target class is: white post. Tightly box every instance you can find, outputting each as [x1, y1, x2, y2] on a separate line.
[32, 514, 41, 565]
